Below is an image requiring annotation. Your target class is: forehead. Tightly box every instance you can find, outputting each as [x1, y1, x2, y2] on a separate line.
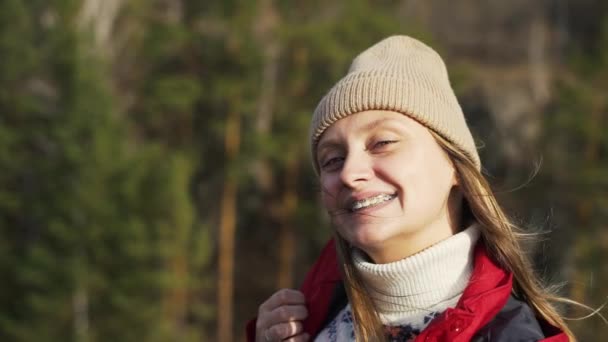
[317, 110, 419, 143]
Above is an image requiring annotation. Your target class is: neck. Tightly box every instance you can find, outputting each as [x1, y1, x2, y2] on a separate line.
[352, 224, 480, 324]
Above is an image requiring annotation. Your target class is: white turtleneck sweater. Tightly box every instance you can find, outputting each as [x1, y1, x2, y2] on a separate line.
[315, 225, 480, 341]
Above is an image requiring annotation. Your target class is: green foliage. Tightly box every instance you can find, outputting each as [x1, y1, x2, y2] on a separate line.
[2, 0, 607, 340]
[0, 1, 211, 341]
[541, 13, 608, 339]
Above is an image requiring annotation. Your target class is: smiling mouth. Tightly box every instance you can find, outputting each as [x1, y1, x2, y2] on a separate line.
[350, 193, 397, 212]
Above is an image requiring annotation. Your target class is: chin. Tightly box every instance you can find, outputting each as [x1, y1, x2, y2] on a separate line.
[343, 224, 394, 250]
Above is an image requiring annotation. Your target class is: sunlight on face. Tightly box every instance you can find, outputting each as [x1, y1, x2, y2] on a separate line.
[317, 110, 460, 263]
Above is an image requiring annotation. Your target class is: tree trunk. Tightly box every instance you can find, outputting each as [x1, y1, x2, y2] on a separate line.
[528, 12, 550, 107]
[277, 156, 298, 289]
[73, 283, 89, 342]
[252, 0, 281, 193]
[570, 103, 602, 311]
[217, 110, 240, 342]
[78, 0, 124, 54]
[164, 253, 188, 337]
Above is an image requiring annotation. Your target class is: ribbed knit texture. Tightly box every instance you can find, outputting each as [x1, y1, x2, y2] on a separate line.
[315, 225, 480, 341]
[309, 35, 480, 174]
[354, 225, 480, 324]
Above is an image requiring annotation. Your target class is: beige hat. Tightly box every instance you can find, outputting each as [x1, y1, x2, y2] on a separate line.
[309, 35, 480, 174]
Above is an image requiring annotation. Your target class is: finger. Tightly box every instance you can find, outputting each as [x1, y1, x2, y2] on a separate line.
[266, 321, 303, 341]
[260, 289, 306, 313]
[283, 333, 310, 342]
[267, 305, 308, 325]
[256, 305, 307, 337]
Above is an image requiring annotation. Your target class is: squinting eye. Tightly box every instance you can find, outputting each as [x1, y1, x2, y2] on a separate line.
[322, 157, 344, 169]
[374, 140, 398, 149]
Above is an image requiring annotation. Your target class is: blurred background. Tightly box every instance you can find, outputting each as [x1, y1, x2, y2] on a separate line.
[1, 0, 607, 341]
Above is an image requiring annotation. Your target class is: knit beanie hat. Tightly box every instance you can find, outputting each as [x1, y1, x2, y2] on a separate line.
[309, 35, 480, 174]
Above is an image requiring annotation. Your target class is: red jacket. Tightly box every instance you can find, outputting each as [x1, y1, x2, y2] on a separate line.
[247, 239, 569, 341]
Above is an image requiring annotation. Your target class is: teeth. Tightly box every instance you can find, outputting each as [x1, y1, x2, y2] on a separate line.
[352, 194, 395, 211]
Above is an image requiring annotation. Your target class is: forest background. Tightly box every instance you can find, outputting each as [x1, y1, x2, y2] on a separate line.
[1, 0, 607, 341]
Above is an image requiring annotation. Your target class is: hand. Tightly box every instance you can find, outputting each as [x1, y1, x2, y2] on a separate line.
[255, 289, 309, 341]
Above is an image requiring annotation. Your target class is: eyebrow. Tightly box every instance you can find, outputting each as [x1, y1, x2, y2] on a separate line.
[316, 140, 342, 155]
[316, 117, 406, 152]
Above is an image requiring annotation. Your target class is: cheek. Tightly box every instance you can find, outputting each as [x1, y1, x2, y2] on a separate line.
[412, 164, 454, 207]
[375, 157, 406, 181]
[393, 158, 453, 208]
[320, 193, 334, 211]
[319, 177, 340, 209]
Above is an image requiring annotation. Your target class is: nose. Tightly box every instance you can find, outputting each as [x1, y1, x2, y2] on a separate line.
[339, 150, 373, 188]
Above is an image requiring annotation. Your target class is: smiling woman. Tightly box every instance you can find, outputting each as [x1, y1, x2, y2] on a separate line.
[247, 36, 573, 341]
[317, 111, 460, 264]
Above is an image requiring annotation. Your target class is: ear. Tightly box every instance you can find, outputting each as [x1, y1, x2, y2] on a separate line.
[450, 168, 459, 186]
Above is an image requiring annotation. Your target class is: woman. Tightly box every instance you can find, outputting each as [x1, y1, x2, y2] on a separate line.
[247, 35, 572, 341]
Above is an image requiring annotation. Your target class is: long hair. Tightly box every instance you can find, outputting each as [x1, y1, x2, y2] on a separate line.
[334, 131, 576, 341]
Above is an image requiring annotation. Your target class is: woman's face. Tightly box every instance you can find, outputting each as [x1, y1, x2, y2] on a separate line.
[317, 110, 460, 263]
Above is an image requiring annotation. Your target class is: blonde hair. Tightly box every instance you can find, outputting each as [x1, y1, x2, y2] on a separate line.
[334, 132, 576, 341]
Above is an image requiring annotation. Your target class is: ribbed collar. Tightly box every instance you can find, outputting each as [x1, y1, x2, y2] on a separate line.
[352, 225, 480, 324]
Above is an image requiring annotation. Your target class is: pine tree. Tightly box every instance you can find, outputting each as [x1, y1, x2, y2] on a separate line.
[541, 16, 608, 337]
[0, 1, 211, 340]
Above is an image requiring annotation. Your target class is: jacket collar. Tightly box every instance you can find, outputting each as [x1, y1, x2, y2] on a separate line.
[300, 240, 509, 339]
[414, 242, 512, 341]
[298, 239, 568, 341]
